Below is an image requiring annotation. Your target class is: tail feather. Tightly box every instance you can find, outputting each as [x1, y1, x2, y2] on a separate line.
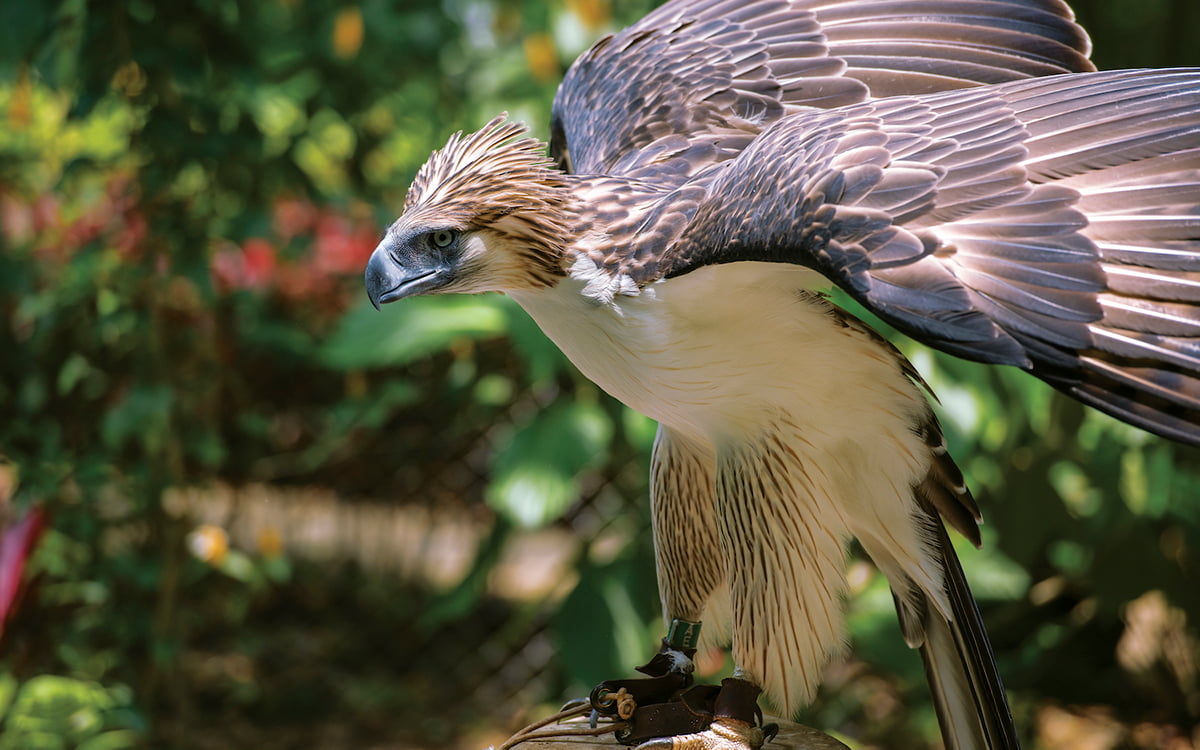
[894, 504, 1020, 750]
[890, 416, 1020, 750]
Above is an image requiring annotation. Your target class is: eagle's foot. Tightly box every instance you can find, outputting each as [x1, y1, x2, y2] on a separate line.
[592, 620, 777, 747]
[629, 677, 776, 750]
[634, 717, 775, 750]
[609, 677, 775, 748]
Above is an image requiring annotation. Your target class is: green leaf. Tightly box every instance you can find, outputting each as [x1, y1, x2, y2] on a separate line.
[321, 296, 508, 370]
[846, 571, 921, 681]
[487, 469, 574, 528]
[0, 4, 56, 72]
[216, 550, 261, 586]
[56, 353, 94, 396]
[553, 547, 661, 692]
[621, 409, 659, 453]
[5, 676, 111, 741]
[553, 563, 622, 686]
[75, 730, 140, 750]
[1126, 443, 1174, 519]
[99, 385, 172, 454]
[1048, 460, 1101, 518]
[955, 533, 1029, 602]
[487, 401, 614, 527]
[0, 730, 64, 750]
[502, 298, 573, 383]
[417, 518, 513, 631]
[0, 672, 17, 723]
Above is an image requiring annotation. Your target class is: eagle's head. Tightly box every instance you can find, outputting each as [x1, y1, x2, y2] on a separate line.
[365, 116, 573, 309]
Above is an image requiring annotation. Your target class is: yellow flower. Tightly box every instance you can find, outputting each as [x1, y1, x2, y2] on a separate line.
[188, 524, 229, 566]
[568, 0, 609, 30]
[256, 526, 284, 559]
[333, 7, 364, 60]
[523, 33, 558, 83]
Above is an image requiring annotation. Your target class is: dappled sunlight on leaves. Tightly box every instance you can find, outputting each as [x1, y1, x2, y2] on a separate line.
[488, 401, 615, 527]
[322, 295, 510, 370]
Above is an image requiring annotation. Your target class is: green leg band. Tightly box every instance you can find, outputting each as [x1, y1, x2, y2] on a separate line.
[666, 618, 702, 651]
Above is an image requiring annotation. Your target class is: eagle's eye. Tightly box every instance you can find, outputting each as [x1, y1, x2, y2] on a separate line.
[430, 229, 458, 249]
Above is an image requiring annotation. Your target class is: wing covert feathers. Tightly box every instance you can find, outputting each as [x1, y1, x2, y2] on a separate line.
[550, 0, 1092, 179]
[605, 69, 1200, 444]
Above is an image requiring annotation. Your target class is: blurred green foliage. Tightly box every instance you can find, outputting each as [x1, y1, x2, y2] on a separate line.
[1, 0, 1198, 748]
[0, 673, 141, 750]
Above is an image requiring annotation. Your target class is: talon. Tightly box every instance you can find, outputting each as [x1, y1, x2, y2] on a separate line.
[761, 723, 779, 743]
[633, 718, 768, 750]
[559, 697, 590, 712]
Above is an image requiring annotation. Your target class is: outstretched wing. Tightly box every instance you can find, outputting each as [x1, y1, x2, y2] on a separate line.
[550, 0, 1094, 181]
[612, 69, 1200, 445]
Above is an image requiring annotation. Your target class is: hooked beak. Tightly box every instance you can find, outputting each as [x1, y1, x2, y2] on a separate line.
[364, 241, 449, 310]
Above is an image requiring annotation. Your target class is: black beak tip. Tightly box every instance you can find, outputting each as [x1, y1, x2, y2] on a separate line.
[365, 249, 390, 311]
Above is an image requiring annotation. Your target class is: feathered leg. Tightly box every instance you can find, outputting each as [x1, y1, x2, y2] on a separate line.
[592, 427, 743, 743]
[649, 426, 728, 660]
[632, 421, 853, 750]
[714, 420, 853, 715]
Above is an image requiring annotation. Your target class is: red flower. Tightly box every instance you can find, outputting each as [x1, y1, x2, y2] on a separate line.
[0, 507, 46, 641]
[211, 239, 278, 291]
[273, 197, 319, 242]
[313, 211, 377, 275]
[0, 193, 34, 246]
[241, 239, 278, 288]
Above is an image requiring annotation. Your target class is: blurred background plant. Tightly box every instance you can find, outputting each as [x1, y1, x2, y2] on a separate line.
[0, 0, 1197, 748]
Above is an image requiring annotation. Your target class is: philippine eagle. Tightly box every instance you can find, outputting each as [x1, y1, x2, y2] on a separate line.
[364, 1, 1200, 747]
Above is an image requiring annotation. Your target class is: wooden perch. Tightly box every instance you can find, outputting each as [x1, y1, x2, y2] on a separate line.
[498, 710, 849, 750]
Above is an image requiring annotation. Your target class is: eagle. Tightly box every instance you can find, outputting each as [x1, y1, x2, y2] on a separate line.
[364, 0, 1200, 748]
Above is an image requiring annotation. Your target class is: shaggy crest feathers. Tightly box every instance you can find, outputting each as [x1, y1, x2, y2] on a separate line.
[404, 115, 576, 286]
